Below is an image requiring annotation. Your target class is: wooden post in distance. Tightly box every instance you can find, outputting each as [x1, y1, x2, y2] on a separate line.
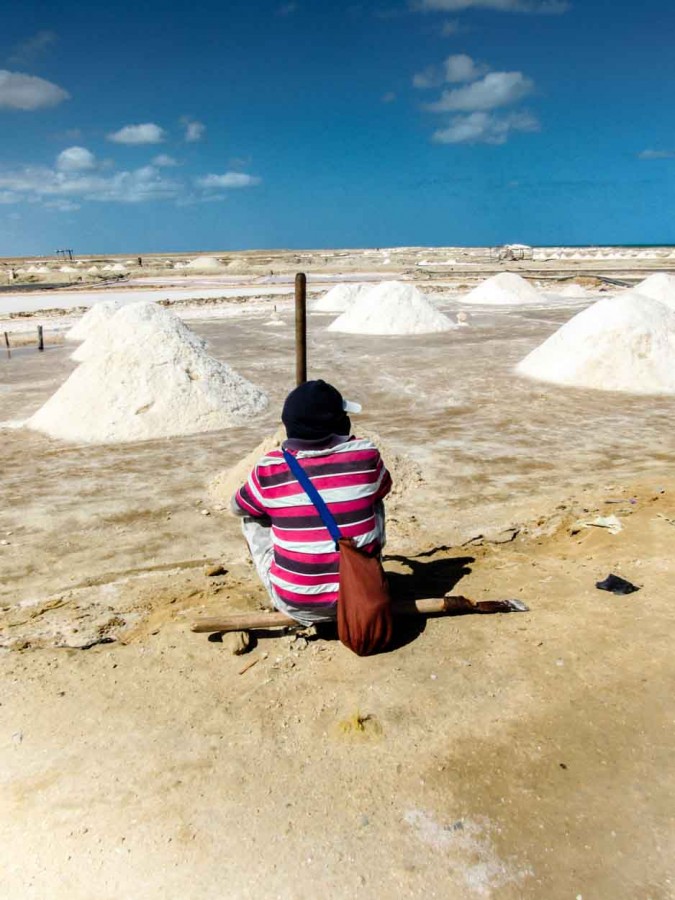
[295, 272, 307, 386]
[37, 325, 44, 352]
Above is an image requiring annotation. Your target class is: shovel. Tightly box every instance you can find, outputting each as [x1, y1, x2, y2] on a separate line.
[191, 595, 528, 635]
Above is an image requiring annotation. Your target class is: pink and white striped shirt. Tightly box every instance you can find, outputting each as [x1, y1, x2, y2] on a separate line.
[234, 437, 392, 615]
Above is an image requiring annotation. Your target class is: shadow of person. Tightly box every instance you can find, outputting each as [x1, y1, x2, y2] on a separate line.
[381, 553, 475, 651]
[384, 553, 475, 603]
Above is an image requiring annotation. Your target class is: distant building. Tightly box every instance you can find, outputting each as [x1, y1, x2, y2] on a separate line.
[491, 244, 534, 261]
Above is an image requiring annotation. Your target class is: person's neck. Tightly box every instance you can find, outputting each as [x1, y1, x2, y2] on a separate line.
[283, 434, 351, 451]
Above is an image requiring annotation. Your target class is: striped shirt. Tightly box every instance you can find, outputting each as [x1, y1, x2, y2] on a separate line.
[234, 437, 392, 614]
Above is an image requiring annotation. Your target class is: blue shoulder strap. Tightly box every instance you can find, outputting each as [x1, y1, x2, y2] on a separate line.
[283, 449, 342, 547]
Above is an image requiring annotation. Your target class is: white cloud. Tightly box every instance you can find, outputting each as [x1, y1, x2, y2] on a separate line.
[181, 118, 205, 142]
[0, 150, 262, 206]
[152, 153, 179, 167]
[425, 71, 534, 111]
[445, 54, 486, 82]
[638, 149, 675, 160]
[56, 146, 96, 171]
[7, 31, 58, 66]
[414, 54, 487, 88]
[195, 172, 261, 189]
[107, 123, 166, 145]
[432, 110, 539, 144]
[0, 164, 181, 204]
[414, 0, 569, 13]
[0, 69, 69, 110]
[417, 53, 538, 146]
[381, 91, 397, 103]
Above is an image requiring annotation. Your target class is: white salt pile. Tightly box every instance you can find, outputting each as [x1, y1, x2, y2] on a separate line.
[517, 293, 675, 395]
[634, 273, 675, 310]
[28, 304, 268, 443]
[66, 300, 122, 344]
[312, 283, 371, 313]
[186, 256, 224, 270]
[557, 283, 589, 299]
[70, 301, 206, 363]
[328, 281, 454, 335]
[463, 273, 541, 306]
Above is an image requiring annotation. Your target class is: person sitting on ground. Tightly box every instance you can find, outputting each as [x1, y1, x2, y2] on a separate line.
[231, 379, 392, 625]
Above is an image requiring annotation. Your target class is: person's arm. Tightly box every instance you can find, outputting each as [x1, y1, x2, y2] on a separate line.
[230, 495, 249, 517]
[374, 452, 393, 501]
[231, 465, 269, 519]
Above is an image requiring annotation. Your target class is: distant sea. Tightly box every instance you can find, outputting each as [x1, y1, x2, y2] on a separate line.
[539, 244, 674, 249]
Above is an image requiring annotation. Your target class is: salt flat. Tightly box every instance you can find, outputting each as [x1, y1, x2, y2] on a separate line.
[1, 246, 674, 900]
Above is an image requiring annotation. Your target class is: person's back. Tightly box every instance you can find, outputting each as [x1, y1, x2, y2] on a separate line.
[232, 380, 392, 624]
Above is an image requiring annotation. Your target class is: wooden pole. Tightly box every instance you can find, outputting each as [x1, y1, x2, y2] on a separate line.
[295, 272, 307, 385]
[191, 595, 527, 634]
[4, 331, 10, 357]
[37, 325, 44, 352]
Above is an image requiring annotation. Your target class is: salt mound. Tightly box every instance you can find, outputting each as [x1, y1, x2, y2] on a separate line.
[328, 281, 454, 335]
[186, 256, 224, 270]
[71, 301, 205, 363]
[225, 260, 250, 274]
[558, 283, 589, 299]
[517, 293, 675, 395]
[28, 306, 268, 443]
[312, 283, 371, 313]
[634, 273, 675, 310]
[463, 273, 541, 306]
[66, 300, 122, 343]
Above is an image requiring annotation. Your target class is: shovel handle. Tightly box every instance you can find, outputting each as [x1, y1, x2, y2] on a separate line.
[191, 595, 526, 634]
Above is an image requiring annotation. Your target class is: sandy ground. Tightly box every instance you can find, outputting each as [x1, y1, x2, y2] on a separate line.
[1, 249, 675, 898]
[2, 480, 674, 899]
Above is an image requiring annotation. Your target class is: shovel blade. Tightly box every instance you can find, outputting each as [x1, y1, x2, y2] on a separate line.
[474, 598, 529, 613]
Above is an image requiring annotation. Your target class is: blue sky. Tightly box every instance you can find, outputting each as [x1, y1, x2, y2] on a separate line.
[1, 0, 674, 254]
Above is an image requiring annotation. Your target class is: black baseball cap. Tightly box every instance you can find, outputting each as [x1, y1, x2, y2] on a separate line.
[281, 379, 361, 440]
